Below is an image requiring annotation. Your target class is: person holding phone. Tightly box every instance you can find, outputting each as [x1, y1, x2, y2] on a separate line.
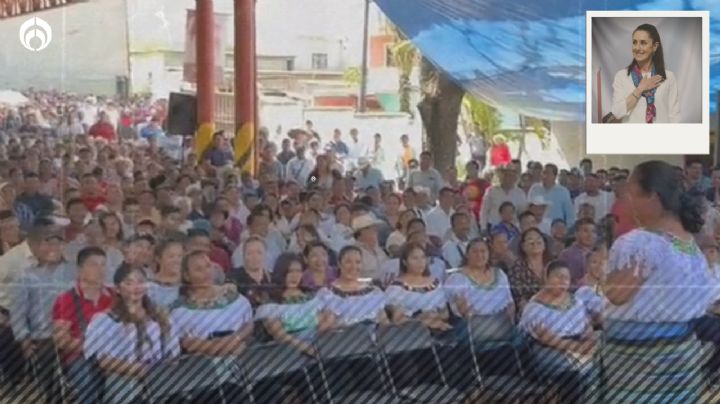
[171, 251, 253, 356]
[610, 24, 680, 123]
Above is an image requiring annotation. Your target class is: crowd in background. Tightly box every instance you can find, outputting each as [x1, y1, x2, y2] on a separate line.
[0, 90, 719, 402]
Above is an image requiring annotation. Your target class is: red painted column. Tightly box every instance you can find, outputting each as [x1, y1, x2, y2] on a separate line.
[195, 0, 216, 158]
[234, 0, 256, 174]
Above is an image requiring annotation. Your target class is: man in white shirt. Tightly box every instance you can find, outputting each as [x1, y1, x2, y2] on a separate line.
[232, 211, 285, 270]
[284, 146, 315, 186]
[528, 196, 553, 235]
[407, 151, 445, 203]
[0, 241, 35, 318]
[442, 212, 471, 268]
[353, 157, 384, 191]
[345, 128, 368, 172]
[412, 187, 434, 220]
[425, 187, 456, 241]
[528, 164, 575, 225]
[480, 166, 527, 231]
[574, 173, 615, 223]
[352, 214, 389, 279]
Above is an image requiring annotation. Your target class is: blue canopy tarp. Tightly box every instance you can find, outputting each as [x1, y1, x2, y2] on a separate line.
[374, 0, 720, 121]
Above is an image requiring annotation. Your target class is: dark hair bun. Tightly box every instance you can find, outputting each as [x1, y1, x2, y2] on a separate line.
[633, 161, 705, 234]
[679, 190, 705, 234]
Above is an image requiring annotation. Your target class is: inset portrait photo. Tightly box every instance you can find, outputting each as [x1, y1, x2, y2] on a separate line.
[586, 11, 709, 155]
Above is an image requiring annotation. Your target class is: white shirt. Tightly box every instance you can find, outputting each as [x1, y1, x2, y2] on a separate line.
[480, 186, 527, 230]
[0, 242, 36, 310]
[85, 313, 180, 364]
[385, 230, 407, 253]
[425, 206, 454, 240]
[171, 294, 253, 340]
[234, 205, 251, 228]
[408, 169, 445, 202]
[275, 215, 300, 240]
[347, 140, 368, 162]
[232, 232, 285, 271]
[444, 269, 514, 317]
[57, 121, 85, 138]
[356, 242, 389, 279]
[538, 217, 552, 235]
[285, 157, 315, 186]
[442, 235, 469, 269]
[330, 223, 354, 253]
[574, 191, 615, 223]
[611, 69, 680, 123]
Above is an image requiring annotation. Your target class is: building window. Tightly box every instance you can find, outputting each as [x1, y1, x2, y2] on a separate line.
[312, 53, 328, 70]
[385, 44, 395, 67]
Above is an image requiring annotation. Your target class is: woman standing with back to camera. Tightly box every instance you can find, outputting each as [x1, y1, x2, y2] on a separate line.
[611, 24, 681, 123]
[602, 161, 715, 402]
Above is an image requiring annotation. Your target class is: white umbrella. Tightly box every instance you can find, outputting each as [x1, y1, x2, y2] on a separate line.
[0, 90, 29, 106]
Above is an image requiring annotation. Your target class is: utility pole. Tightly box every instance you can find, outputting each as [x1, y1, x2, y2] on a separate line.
[358, 0, 370, 113]
[234, 0, 257, 174]
[195, 0, 216, 158]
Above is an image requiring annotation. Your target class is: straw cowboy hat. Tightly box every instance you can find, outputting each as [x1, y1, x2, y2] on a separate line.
[528, 195, 551, 208]
[351, 213, 384, 233]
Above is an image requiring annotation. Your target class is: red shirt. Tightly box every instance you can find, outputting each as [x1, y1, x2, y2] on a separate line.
[120, 114, 133, 128]
[490, 144, 511, 167]
[52, 284, 114, 364]
[210, 246, 232, 273]
[88, 121, 117, 142]
[611, 198, 635, 239]
[462, 178, 490, 222]
[81, 195, 108, 212]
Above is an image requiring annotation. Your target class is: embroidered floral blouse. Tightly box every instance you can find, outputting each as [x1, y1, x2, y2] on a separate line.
[519, 294, 589, 339]
[170, 290, 253, 340]
[606, 229, 715, 323]
[386, 279, 447, 317]
[317, 284, 386, 326]
[444, 269, 513, 317]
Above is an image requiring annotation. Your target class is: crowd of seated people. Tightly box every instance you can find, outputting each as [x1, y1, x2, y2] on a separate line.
[2, 93, 720, 402]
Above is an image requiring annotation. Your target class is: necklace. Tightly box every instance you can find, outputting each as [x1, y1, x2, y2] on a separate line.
[668, 234, 698, 255]
[656, 230, 698, 255]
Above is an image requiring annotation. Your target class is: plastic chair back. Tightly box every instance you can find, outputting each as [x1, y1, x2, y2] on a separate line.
[237, 342, 311, 382]
[315, 322, 377, 360]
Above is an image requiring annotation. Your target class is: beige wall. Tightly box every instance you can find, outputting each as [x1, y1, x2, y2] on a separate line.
[0, 0, 130, 95]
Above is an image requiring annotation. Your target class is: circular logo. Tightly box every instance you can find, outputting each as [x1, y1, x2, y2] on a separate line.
[19, 17, 53, 52]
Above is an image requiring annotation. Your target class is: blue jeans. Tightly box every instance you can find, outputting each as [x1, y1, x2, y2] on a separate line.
[66, 358, 102, 404]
